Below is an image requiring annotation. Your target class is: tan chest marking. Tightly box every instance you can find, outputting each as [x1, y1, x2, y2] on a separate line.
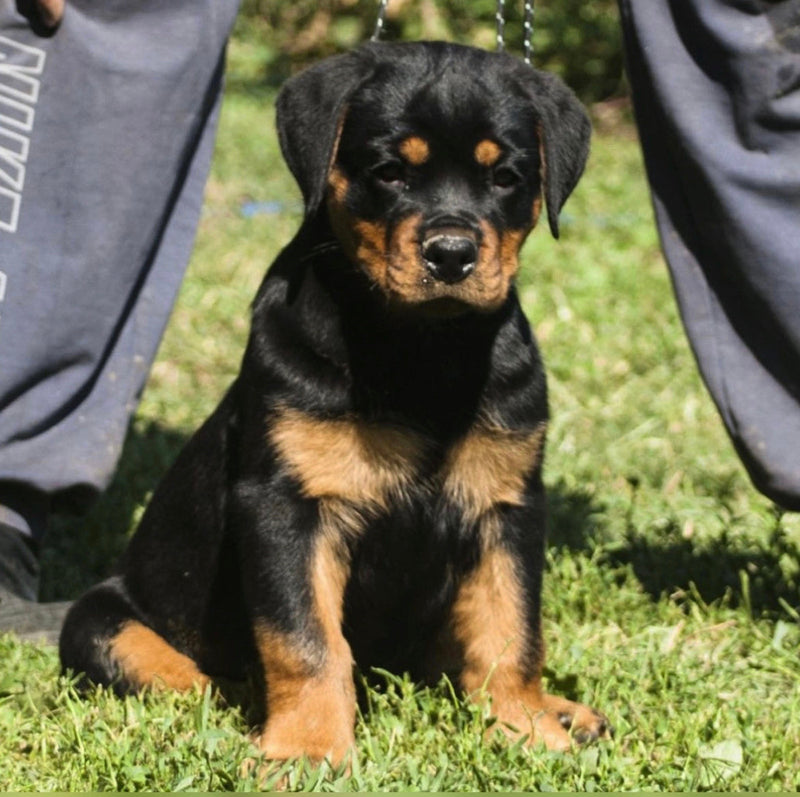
[269, 408, 427, 509]
[442, 423, 547, 520]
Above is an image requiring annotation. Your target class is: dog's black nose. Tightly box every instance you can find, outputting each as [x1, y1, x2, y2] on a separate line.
[421, 233, 478, 284]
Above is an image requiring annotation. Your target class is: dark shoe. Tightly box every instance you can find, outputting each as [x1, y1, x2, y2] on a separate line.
[0, 523, 72, 645]
[0, 588, 72, 645]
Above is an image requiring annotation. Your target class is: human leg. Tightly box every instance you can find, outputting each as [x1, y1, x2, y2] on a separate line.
[618, 0, 800, 507]
[0, 1, 239, 619]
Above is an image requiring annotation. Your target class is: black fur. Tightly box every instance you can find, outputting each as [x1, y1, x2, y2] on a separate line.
[60, 41, 594, 754]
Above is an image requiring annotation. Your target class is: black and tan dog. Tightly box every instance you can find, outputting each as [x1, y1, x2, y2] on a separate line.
[60, 41, 609, 763]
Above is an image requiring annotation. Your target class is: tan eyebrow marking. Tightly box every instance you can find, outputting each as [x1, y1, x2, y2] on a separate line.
[399, 136, 430, 165]
[474, 139, 502, 167]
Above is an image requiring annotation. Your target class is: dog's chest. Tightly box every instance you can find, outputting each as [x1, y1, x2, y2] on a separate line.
[266, 405, 545, 670]
[268, 406, 546, 528]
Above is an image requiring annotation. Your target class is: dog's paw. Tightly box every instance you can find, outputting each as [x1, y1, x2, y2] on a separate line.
[488, 692, 612, 752]
[537, 693, 613, 748]
[252, 713, 354, 766]
[241, 720, 353, 789]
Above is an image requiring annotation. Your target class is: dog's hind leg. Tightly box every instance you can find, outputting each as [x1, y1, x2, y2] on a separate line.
[59, 576, 209, 695]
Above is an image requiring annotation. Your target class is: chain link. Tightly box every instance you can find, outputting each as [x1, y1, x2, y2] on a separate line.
[523, 0, 534, 64]
[373, 0, 533, 64]
[495, 0, 506, 52]
[371, 0, 390, 41]
[496, 0, 535, 64]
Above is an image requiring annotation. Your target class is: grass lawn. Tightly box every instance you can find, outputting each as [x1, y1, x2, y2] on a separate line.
[2, 39, 800, 792]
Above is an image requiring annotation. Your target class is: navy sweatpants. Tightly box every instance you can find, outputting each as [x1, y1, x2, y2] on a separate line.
[619, 0, 800, 508]
[0, 1, 239, 537]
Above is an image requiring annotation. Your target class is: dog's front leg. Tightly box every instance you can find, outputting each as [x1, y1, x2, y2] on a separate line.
[443, 506, 611, 751]
[236, 489, 356, 765]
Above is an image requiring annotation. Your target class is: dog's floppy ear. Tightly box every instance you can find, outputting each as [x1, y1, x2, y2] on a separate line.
[515, 68, 591, 239]
[277, 52, 374, 218]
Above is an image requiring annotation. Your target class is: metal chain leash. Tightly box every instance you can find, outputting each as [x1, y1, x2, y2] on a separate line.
[371, 0, 390, 41]
[372, 0, 534, 65]
[495, 0, 506, 52]
[522, 0, 534, 65]
[497, 0, 535, 64]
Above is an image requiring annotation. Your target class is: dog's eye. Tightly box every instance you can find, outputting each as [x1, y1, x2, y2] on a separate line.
[372, 162, 406, 186]
[492, 167, 520, 189]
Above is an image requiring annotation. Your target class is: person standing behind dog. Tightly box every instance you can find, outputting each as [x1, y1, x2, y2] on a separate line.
[618, 0, 800, 509]
[0, 0, 240, 639]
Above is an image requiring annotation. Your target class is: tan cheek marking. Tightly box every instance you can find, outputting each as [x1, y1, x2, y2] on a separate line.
[474, 139, 502, 167]
[399, 135, 430, 166]
[532, 195, 543, 228]
[477, 220, 500, 270]
[442, 423, 547, 520]
[253, 536, 355, 763]
[326, 171, 421, 299]
[499, 228, 526, 279]
[109, 621, 210, 692]
[353, 218, 390, 286]
[268, 407, 427, 509]
[387, 212, 425, 288]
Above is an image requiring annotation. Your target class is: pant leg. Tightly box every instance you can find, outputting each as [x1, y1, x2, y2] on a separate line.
[0, 0, 240, 536]
[618, 0, 800, 509]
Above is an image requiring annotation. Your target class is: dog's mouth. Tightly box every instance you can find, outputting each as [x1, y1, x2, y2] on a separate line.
[379, 217, 522, 314]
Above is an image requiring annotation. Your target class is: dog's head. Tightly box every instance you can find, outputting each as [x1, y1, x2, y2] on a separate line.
[277, 42, 590, 316]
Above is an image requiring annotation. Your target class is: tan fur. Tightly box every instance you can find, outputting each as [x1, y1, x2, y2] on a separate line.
[327, 165, 349, 205]
[448, 547, 608, 750]
[450, 546, 533, 690]
[531, 195, 543, 229]
[399, 136, 430, 165]
[384, 215, 518, 312]
[327, 167, 532, 312]
[499, 228, 527, 280]
[386, 213, 425, 292]
[537, 123, 549, 216]
[353, 218, 390, 285]
[109, 621, 209, 692]
[269, 407, 427, 509]
[443, 422, 547, 520]
[474, 139, 502, 167]
[326, 170, 529, 312]
[254, 534, 355, 764]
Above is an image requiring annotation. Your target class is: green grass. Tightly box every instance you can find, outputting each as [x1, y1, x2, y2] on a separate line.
[3, 42, 800, 792]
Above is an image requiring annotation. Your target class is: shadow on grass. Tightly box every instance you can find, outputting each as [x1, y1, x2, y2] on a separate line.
[547, 479, 800, 618]
[606, 527, 800, 618]
[42, 439, 800, 619]
[40, 421, 190, 602]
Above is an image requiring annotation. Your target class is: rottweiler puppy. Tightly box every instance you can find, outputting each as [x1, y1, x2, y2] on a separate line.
[60, 41, 609, 764]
